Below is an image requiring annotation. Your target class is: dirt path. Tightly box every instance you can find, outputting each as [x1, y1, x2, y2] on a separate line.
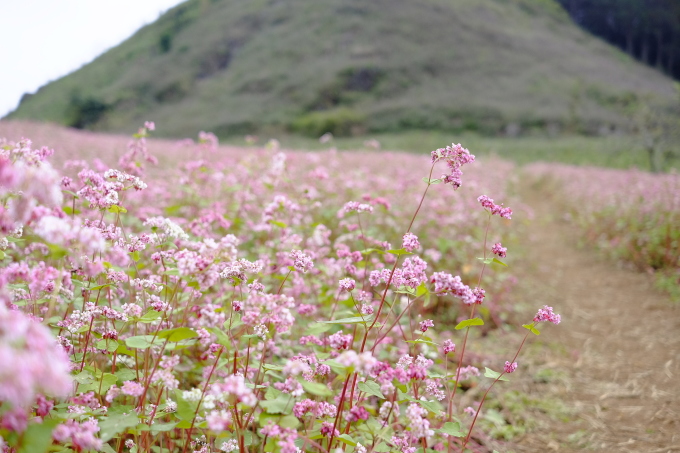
[503, 181, 680, 452]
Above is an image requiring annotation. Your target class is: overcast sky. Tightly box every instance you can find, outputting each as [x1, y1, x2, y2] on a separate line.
[0, 0, 187, 117]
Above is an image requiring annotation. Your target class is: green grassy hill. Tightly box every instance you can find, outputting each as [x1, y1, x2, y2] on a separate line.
[6, 0, 677, 138]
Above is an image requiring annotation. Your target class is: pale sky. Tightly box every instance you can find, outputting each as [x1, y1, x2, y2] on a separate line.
[0, 0, 187, 117]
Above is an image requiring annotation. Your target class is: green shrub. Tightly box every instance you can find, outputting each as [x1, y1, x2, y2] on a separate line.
[290, 108, 366, 137]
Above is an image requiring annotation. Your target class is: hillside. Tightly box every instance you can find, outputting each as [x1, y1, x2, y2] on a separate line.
[6, 0, 677, 138]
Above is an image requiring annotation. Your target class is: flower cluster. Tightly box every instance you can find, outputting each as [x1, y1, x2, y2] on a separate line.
[477, 195, 513, 219]
[431, 143, 476, 189]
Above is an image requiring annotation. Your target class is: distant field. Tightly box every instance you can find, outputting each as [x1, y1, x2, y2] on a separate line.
[226, 130, 680, 172]
[2, 120, 678, 172]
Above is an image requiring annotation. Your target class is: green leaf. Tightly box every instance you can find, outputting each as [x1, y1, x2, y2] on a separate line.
[406, 338, 439, 347]
[79, 373, 118, 395]
[358, 381, 385, 399]
[149, 421, 178, 433]
[174, 389, 198, 421]
[107, 205, 128, 214]
[210, 327, 232, 348]
[320, 315, 373, 324]
[374, 442, 391, 452]
[99, 412, 140, 442]
[115, 343, 136, 357]
[359, 248, 385, 255]
[0, 250, 6, 260]
[439, 421, 464, 437]
[46, 243, 69, 260]
[131, 250, 141, 262]
[157, 327, 198, 342]
[492, 258, 507, 267]
[95, 339, 119, 353]
[260, 394, 294, 414]
[73, 370, 94, 385]
[322, 359, 347, 376]
[422, 177, 442, 184]
[270, 220, 287, 228]
[115, 368, 137, 383]
[100, 444, 118, 453]
[259, 413, 300, 430]
[138, 310, 162, 323]
[522, 323, 541, 335]
[484, 367, 510, 382]
[125, 335, 162, 349]
[478, 257, 494, 264]
[386, 248, 412, 256]
[303, 322, 333, 336]
[419, 399, 443, 414]
[336, 434, 357, 446]
[455, 318, 484, 330]
[301, 380, 332, 397]
[19, 418, 60, 453]
[89, 283, 113, 291]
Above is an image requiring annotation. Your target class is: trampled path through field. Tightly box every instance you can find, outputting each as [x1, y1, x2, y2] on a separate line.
[503, 180, 680, 452]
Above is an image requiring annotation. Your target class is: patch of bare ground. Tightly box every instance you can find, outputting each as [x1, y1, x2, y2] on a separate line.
[495, 177, 680, 452]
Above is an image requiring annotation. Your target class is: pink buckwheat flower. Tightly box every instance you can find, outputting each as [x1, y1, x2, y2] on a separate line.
[492, 242, 507, 258]
[290, 250, 314, 273]
[402, 232, 420, 252]
[442, 339, 456, 355]
[338, 278, 356, 292]
[533, 305, 561, 324]
[504, 361, 518, 374]
[121, 381, 144, 397]
[0, 304, 72, 408]
[431, 143, 475, 190]
[477, 195, 513, 219]
[419, 319, 434, 332]
[346, 405, 370, 422]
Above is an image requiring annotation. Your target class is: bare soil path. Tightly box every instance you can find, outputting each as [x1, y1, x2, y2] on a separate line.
[503, 181, 680, 452]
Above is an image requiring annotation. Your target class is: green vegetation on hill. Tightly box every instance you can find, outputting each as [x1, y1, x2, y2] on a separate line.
[6, 0, 677, 138]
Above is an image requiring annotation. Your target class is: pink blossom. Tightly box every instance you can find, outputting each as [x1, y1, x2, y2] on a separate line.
[442, 339, 456, 355]
[419, 319, 434, 332]
[504, 361, 518, 373]
[491, 242, 507, 258]
[338, 278, 356, 292]
[402, 232, 420, 252]
[289, 250, 314, 273]
[0, 304, 72, 408]
[431, 143, 475, 189]
[121, 381, 144, 397]
[533, 305, 561, 324]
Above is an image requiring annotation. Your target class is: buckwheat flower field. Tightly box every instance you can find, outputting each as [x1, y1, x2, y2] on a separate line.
[1, 122, 563, 453]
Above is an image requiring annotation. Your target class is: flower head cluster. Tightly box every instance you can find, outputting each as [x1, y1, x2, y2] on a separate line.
[533, 305, 561, 324]
[290, 250, 314, 273]
[342, 201, 374, 214]
[430, 272, 476, 305]
[477, 195, 513, 219]
[338, 278, 356, 292]
[492, 242, 507, 258]
[0, 304, 72, 408]
[442, 339, 456, 355]
[431, 143, 475, 189]
[209, 374, 257, 407]
[52, 418, 102, 451]
[402, 232, 420, 252]
[504, 361, 518, 374]
[419, 319, 434, 332]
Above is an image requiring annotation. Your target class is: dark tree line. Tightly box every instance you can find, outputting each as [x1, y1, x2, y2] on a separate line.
[557, 0, 680, 80]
